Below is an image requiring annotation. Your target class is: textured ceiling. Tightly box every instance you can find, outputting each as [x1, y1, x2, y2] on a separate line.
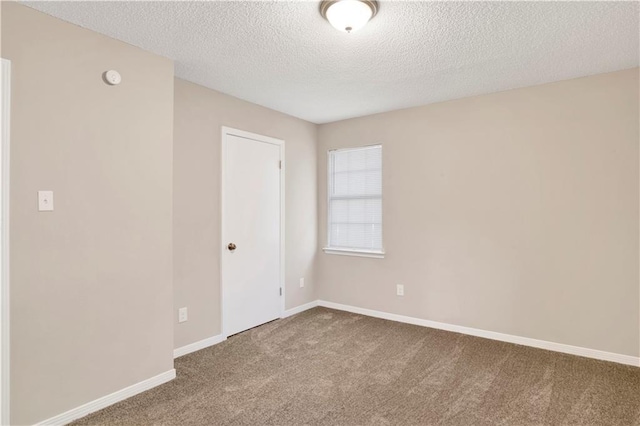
[23, 1, 639, 124]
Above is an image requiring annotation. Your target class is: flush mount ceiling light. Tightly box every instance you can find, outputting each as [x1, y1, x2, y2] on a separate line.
[320, 0, 379, 33]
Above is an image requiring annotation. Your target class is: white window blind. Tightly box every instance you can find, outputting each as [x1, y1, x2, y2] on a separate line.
[327, 145, 383, 253]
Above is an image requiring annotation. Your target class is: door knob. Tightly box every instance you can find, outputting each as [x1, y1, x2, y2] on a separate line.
[228, 243, 237, 252]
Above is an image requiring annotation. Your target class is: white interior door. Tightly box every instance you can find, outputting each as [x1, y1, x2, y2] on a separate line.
[222, 128, 283, 337]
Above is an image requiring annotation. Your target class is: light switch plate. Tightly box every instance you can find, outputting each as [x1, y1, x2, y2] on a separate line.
[38, 191, 54, 211]
[178, 307, 188, 323]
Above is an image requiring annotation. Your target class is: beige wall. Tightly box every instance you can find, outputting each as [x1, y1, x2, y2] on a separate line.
[173, 79, 317, 349]
[317, 68, 640, 357]
[2, 3, 175, 424]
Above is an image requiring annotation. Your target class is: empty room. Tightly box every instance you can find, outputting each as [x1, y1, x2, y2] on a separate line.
[0, 0, 639, 425]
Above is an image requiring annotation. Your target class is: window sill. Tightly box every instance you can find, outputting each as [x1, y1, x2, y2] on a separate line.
[322, 248, 385, 259]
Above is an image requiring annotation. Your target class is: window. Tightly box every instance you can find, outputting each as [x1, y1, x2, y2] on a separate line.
[324, 145, 383, 258]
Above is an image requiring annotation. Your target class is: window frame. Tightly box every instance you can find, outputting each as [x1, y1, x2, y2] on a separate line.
[323, 144, 385, 259]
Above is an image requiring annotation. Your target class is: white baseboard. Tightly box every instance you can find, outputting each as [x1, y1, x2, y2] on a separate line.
[36, 369, 176, 426]
[174, 303, 318, 359]
[174, 334, 226, 359]
[317, 300, 640, 367]
[174, 303, 321, 359]
[282, 300, 319, 318]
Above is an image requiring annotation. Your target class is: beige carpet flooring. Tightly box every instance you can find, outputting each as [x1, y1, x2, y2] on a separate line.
[72, 307, 640, 425]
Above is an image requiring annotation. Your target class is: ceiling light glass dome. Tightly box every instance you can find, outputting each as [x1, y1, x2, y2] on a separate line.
[320, 0, 379, 34]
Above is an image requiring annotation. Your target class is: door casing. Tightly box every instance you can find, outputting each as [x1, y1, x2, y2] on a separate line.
[1, 57, 12, 426]
[220, 126, 285, 338]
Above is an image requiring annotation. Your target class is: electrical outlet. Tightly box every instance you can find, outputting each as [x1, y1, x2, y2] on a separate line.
[300, 277, 305, 288]
[38, 190, 54, 211]
[178, 307, 188, 323]
[396, 284, 404, 296]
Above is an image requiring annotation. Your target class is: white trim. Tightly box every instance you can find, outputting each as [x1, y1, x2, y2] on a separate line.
[279, 139, 286, 320]
[322, 248, 385, 259]
[220, 129, 227, 338]
[221, 127, 284, 147]
[327, 144, 381, 154]
[35, 369, 176, 426]
[220, 127, 285, 338]
[317, 300, 640, 367]
[281, 300, 319, 318]
[1, 58, 11, 426]
[173, 334, 226, 359]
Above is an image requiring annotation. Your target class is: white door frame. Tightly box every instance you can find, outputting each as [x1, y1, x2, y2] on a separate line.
[220, 127, 285, 338]
[1, 58, 12, 426]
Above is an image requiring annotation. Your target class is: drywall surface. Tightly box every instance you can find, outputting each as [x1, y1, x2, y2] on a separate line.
[317, 68, 639, 357]
[2, 3, 175, 424]
[173, 78, 317, 349]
